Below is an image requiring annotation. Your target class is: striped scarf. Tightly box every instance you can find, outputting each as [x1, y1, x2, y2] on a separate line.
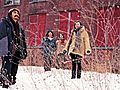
[67, 27, 81, 51]
[74, 28, 81, 49]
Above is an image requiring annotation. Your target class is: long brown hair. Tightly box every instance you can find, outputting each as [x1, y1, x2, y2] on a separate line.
[74, 20, 83, 29]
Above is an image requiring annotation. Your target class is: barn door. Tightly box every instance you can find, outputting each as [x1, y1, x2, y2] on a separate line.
[28, 14, 46, 47]
[59, 11, 80, 39]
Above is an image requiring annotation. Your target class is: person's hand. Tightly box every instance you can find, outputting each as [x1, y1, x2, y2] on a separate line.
[86, 50, 91, 55]
[24, 50, 27, 58]
[87, 50, 90, 53]
[63, 50, 67, 55]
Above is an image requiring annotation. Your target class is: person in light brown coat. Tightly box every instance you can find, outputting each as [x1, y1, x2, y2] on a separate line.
[63, 21, 91, 79]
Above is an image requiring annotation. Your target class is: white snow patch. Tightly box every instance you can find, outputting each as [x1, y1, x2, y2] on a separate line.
[0, 66, 120, 90]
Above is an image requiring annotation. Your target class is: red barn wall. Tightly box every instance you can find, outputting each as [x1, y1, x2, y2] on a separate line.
[0, 0, 120, 73]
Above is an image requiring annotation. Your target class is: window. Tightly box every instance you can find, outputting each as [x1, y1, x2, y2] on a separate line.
[4, 0, 20, 6]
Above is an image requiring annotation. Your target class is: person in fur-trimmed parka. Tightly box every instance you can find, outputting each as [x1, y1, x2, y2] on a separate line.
[63, 21, 91, 79]
[0, 8, 27, 88]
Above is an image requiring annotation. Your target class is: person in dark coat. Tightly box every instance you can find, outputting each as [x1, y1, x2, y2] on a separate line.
[40, 30, 57, 71]
[0, 8, 27, 88]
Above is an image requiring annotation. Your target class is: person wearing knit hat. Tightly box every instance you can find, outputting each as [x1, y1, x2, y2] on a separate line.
[8, 8, 20, 22]
[0, 8, 27, 88]
[8, 8, 20, 15]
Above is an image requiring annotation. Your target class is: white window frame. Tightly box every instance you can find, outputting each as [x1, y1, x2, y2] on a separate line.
[29, 0, 48, 3]
[4, 0, 20, 6]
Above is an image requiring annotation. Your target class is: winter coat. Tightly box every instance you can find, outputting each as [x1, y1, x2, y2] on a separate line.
[63, 26, 91, 58]
[0, 16, 27, 59]
[40, 37, 57, 56]
[56, 39, 66, 55]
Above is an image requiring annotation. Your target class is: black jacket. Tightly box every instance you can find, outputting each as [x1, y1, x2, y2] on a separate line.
[0, 16, 27, 59]
[40, 37, 57, 56]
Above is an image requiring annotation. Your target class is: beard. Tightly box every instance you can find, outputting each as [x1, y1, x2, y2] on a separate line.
[12, 15, 20, 22]
[13, 17, 20, 22]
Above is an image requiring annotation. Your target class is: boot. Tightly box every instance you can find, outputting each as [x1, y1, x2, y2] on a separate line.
[77, 72, 81, 79]
[77, 64, 81, 79]
[2, 84, 9, 88]
[12, 76, 16, 85]
[71, 60, 76, 79]
[2, 80, 9, 88]
[71, 70, 76, 79]
[0, 75, 3, 86]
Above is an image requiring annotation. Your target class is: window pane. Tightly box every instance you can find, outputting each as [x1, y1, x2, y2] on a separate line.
[4, 0, 20, 5]
[14, 0, 20, 5]
[4, 0, 13, 5]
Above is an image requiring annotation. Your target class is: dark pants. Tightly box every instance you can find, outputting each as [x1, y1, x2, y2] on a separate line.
[43, 55, 52, 71]
[0, 52, 20, 84]
[56, 53, 65, 69]
[70, 53, 82, 79]
[11, 56, 19, 79]
[1, 56, 12, 84]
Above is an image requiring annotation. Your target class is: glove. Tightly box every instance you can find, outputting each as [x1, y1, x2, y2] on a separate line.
[63, 50, 67, 55]
[86, 50, 91, 55]
[87, 50, 90, 53]
[24, 50, 27, 58]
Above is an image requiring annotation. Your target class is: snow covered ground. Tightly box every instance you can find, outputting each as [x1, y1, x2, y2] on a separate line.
[0, 66, 120, 90]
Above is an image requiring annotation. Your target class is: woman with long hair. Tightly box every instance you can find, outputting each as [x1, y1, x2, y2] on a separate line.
[63, 21, 91, 79]
[40, 30, 57, 71]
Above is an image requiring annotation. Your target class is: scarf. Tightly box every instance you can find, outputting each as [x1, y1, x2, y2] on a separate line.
[67, 27, 81, 51]
[74, 27, 81, 49]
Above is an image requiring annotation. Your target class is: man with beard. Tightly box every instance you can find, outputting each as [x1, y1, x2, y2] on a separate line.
[0, 8, 27, 88]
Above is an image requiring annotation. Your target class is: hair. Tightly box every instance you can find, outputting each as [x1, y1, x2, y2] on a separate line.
[74, 20, 83, 29]
[45, 30, 54, 37]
